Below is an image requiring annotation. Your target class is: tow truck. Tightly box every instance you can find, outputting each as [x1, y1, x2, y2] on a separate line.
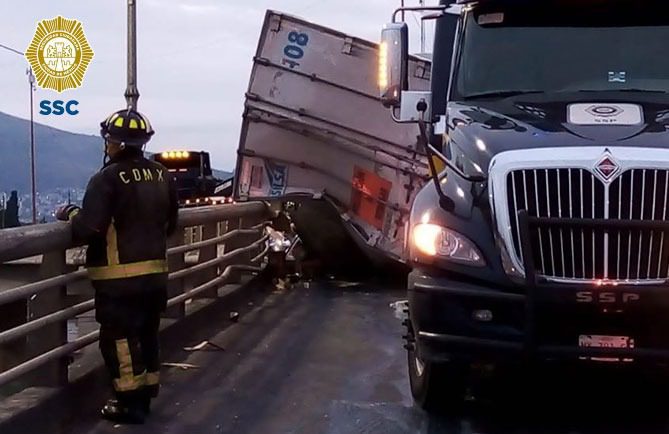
[153, 150, 230, 207]
[378, 0, 669, 410]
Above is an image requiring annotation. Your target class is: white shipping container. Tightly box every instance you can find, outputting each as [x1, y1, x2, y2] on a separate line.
[235, 11, 431, 264]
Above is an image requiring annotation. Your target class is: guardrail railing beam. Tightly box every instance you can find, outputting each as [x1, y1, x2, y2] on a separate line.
[0, 223, 73, 263]
[0, 202, 273, 392]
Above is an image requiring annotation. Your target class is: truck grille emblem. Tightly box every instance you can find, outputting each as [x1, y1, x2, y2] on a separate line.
[594, 152, 621, 182]
[586, 105, 623, 118]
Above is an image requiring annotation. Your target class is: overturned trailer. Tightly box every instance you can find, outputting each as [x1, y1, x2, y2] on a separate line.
[234, 10, 433, 271]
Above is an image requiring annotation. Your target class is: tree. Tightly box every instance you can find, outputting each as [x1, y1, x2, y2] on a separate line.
[4, 191, 20, 228]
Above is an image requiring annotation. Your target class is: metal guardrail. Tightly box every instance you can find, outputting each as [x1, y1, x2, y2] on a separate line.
[0, 201, 271, 391]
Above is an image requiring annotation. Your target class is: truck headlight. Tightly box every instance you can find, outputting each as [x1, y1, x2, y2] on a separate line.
[412, 223, 485, 266]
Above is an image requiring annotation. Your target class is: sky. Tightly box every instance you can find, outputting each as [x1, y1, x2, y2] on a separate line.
[0, 0, 435, 171]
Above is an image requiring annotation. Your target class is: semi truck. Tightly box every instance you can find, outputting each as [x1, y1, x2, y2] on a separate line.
[378, 0, 669, 411]
[235, 1, 669, 412]
[153, 150, 229, 207]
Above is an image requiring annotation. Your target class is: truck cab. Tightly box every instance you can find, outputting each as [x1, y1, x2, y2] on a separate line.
[379, 0, 669, 410]
[153, 150, 225, 207]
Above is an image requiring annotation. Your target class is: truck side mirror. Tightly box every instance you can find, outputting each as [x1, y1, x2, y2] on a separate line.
[378, 22, 409, 109]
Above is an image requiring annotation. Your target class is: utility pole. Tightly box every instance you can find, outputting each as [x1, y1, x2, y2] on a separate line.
[419, 0, 426, 54]
[124, 0, 140, 110]
[0, 44, 38, 224]
[27, 67, 37, 224]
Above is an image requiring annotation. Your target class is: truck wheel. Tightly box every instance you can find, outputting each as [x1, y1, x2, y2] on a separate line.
[407, 348, 467, 413]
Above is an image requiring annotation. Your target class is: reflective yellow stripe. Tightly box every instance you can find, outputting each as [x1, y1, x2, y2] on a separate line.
[116, 339, 133, 378]
[129, 119, 139, 129]
[146, 371, 160, 386]
[113, 339, 146, 392]
[106, 221, 120, 266]
[87, 260, 168, 280]
[114, 373, 146, 392]
[139, 119, 146, 130]
[68, 208, 80, 219]
[114, 117, 124, 127]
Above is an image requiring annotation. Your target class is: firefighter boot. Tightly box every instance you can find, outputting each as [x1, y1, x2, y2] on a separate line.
[101, 396, 146, 424]
[141, 389, 153, 414]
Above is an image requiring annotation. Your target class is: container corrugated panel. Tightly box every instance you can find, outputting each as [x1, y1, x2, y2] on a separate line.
[234, 10, 431, 261]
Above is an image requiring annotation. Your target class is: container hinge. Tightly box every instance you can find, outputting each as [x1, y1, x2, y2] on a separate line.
[269, 14, 282, 32]
[254, 56, 271, 66]
[342, 37, 354, 55]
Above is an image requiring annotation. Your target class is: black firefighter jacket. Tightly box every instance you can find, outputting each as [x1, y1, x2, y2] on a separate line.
[71, 150, 179, 296]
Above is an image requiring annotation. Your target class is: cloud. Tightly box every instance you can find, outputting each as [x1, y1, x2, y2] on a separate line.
[179, 3, 223, 15]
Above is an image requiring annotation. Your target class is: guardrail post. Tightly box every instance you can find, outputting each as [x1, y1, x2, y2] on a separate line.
[196, 221, 219, 299]
[224, 217, 243, 284]
[243, 213, 265, 265]
[0, 292, 27, 379]
[28, 250, 69, 387]
[165, 231, 186, 319]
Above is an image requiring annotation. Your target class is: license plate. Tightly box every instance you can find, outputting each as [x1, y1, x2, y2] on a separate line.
[579, 335, 634, 362]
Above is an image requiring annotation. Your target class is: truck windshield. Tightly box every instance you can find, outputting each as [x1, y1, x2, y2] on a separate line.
[454, 3, 669, 100]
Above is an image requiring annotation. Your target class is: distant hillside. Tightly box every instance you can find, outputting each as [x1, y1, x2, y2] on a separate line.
[213, 169, 233, 180]
[0, 112, 102, 193]
[0, 112, 232, 193]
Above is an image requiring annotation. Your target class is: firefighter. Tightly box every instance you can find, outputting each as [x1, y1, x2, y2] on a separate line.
[56, 108, 178, 424]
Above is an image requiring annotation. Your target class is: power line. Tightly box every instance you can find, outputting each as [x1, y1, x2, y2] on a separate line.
[412, 11, 421, 27]
[0, 43, 24, 57]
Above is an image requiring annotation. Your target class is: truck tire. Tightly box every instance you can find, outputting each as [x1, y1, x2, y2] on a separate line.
[407, 347, 467, 413]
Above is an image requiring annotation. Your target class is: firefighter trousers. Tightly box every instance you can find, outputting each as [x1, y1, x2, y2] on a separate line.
[96, 289, 166, 404]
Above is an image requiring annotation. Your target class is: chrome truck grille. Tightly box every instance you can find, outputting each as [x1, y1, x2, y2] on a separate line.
[490, 148, 669, 283]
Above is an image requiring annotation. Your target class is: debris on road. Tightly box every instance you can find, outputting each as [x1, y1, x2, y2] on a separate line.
[333, 281, 361, 288]
[183, 340, 225, 352]
[162, 362, 200, 370]
[389, 300, 409, 321]
[274, 278, 290, 291]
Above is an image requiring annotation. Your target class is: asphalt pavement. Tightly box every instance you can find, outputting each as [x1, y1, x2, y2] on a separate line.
[69, 281, 669, 434]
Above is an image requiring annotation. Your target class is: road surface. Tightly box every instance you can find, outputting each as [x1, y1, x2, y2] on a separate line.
[70, 281, 669, 434]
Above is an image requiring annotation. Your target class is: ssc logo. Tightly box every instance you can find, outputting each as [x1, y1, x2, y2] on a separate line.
[39, 100, 79, 116]
[24, 16, 94, 93]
